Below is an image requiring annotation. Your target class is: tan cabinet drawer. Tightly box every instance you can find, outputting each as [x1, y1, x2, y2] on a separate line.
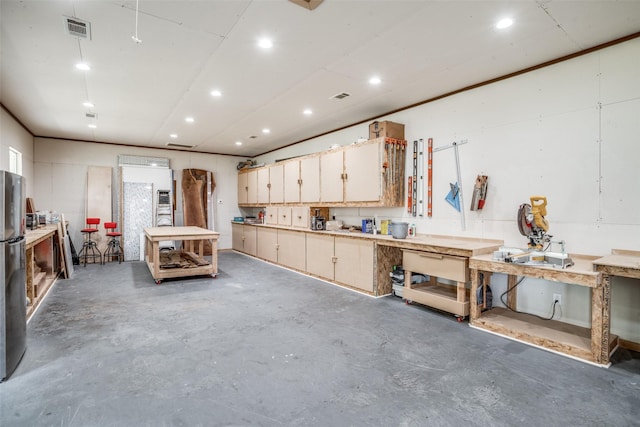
[277, 207, 292, 226]
[402, 250, 468, 282]
[291, 207, 309, 228]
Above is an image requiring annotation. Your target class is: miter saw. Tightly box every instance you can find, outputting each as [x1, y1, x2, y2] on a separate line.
[493, 196, 574, 268]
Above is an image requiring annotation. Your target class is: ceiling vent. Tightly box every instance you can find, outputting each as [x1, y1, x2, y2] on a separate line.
[85, 112, 97, 119]
[118, 155, 170, 168]
[289, 0, 324, 10]
[64, 16, 91, 40]
[330, 92, 351, 100]
[166, 142, 195, 149]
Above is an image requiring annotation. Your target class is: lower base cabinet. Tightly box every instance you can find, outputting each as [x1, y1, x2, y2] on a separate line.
[277, 229, 306, 271]
[257, 227, 278, 263]
[305, 233, 374, 292]
[231, 223, 257, 256]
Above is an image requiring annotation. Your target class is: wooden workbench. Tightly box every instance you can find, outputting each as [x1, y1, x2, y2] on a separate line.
[144, 226, 220, 284]
[377, 235, 503, 318]
[469, 253, 618, 366]
[593, 249, 640, 352]
[25, 225, 61, 318]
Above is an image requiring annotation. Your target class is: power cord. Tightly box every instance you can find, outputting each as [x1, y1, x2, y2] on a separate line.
[499, 276, 559, 321]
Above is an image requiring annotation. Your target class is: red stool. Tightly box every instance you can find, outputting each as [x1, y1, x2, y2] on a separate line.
[78, 218, 102, 266]
[104, 222, 123, 263]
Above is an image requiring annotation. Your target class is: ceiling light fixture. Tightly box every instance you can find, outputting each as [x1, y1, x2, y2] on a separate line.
[131, 0, 142, 43]
[88, 124, 97, 129]
[185, 117, 194, 123]
[83, 101, 94, 108]
[75, 62, 90, 71]
[303, 109, 313, 115]
[170, 134, 178, 138]
[210, 90, 222, 97]
[262, 128, 271, 134]
[496, 18, 513, 29]
[235, 141, 242, 146]
[258, 38, 273, 49]
[369, 76, 382, 85]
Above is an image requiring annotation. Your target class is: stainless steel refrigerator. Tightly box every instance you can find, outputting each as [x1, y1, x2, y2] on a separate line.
[1, 171, 26, 382]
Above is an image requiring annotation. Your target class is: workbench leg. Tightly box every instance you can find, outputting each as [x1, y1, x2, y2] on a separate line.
[507, 274, 518, 311]
[470, 268, 480, 321]
[26, 246, 34, 305]
[591, 275, 611, 365]
[456, 281, 466, 302]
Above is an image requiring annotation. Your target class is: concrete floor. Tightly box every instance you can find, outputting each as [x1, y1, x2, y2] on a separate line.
[2, 251, 639, 426]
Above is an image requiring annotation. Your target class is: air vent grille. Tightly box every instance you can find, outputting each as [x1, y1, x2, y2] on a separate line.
[85, 112, 97, 119]
[64, 16, 91, 39]
[166, 142, 195, 149]
[331, 92, 351, 100]
[118, 155, 170, 168]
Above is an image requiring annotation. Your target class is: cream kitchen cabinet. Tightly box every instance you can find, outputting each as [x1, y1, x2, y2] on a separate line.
[285, 156, 320, 203]
[238, 169, 258, 205]
[231, 223, 257, 256]
[277, 229, 306, 271]
[256, 227, 278, 263]
[265, 206, 278, 225]
[277, 207, 292, 226]
[291, 207, 309, 228]
[305, 233, 374, 292]
[269, 163, 284, 204]
[344, 141, 381, 203]
[257, 167, 270, 205]
[319, 149, 344, 203]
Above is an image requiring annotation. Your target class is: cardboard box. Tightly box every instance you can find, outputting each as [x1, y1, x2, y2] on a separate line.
[369, 121, 405, 140]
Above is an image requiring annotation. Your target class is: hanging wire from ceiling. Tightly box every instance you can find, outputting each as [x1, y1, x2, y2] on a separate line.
[131, 0, 142, 43]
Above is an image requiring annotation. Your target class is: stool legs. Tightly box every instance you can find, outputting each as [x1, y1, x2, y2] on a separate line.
[78, 232, 102, 266]
[104, 236, 123, 263]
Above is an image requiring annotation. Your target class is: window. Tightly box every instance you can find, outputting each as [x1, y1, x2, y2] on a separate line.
[9, 147, 22, 175]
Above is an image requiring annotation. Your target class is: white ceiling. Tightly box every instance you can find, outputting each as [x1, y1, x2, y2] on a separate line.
[1, 0, 639, 157]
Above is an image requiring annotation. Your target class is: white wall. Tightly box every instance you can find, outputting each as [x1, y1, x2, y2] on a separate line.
[257, 39, 640, 342]
[33, 138, 245, 251]
[1, 106, 34, 195]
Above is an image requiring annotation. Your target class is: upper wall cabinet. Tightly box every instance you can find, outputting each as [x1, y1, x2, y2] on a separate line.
[238, 137, 404, 208]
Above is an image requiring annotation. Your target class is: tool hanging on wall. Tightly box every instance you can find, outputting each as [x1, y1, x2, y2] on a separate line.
[427, 138, 433, 217]
[416, 139, 425, 217]
[470, 175, 488, 211]
[433, 139, 468, 230]
[410, 140, 418, 216]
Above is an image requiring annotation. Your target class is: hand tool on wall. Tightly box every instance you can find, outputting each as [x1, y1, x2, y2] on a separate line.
[470, 174, 488, 211]
[427, 138, 433, 217]
[433, 139, 468, 230]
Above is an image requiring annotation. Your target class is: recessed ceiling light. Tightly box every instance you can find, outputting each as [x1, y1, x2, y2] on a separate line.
[496, 18, 513, 29]
[210, 90, 222, 97]
[185, 117, 195, 123]
[88, 124, 97, 129]
[75, 62, 91, 71]
[170, 134, 178, 138]
[303, 109, 313, 115]
[262, 128, 270, 134]
[258, 38, 273, 49]
[235, 141, 242, 146]
[369, 76, 382, 85]
[83, 101, 94, 108]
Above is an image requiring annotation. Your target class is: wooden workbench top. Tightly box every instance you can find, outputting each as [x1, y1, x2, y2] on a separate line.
[470, 252, 602, 287]
[144, 226, 220, 239]
[26, 225, 58, 248]
[592, 249, 640, 279]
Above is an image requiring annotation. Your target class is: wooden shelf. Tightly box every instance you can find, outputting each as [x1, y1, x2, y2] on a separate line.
[404, 283, 469, 317]
[471, 307, 618, 362]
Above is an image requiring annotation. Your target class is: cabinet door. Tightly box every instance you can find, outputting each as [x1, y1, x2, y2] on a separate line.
[305, 233, 334, 281]
[237, 173, 248, 205]
[334, 237, 374, 292]
[269, 164, 284, 204]
[232, 223, 244, 251]
[247, 170, 258, 204]
[283, 160, 300, 203]
[265, 206, 278, 225]
[345, 142, 381, 202]
[243, 226, 257, 256]
[320, 150, 344, 203]
[257, 227, 278, 263]
[291, 207, 309, 228]
[278, 207, 292, 227]
[257, 167, 270, 204]
[277, 229, 306, 271]
[300, 156, 320, 203]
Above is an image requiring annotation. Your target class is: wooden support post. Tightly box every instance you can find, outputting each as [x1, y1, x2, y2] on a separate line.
[507, 274, 517, 310]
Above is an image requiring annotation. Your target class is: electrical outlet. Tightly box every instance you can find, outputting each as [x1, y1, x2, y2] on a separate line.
[553, 293, 562, 305]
